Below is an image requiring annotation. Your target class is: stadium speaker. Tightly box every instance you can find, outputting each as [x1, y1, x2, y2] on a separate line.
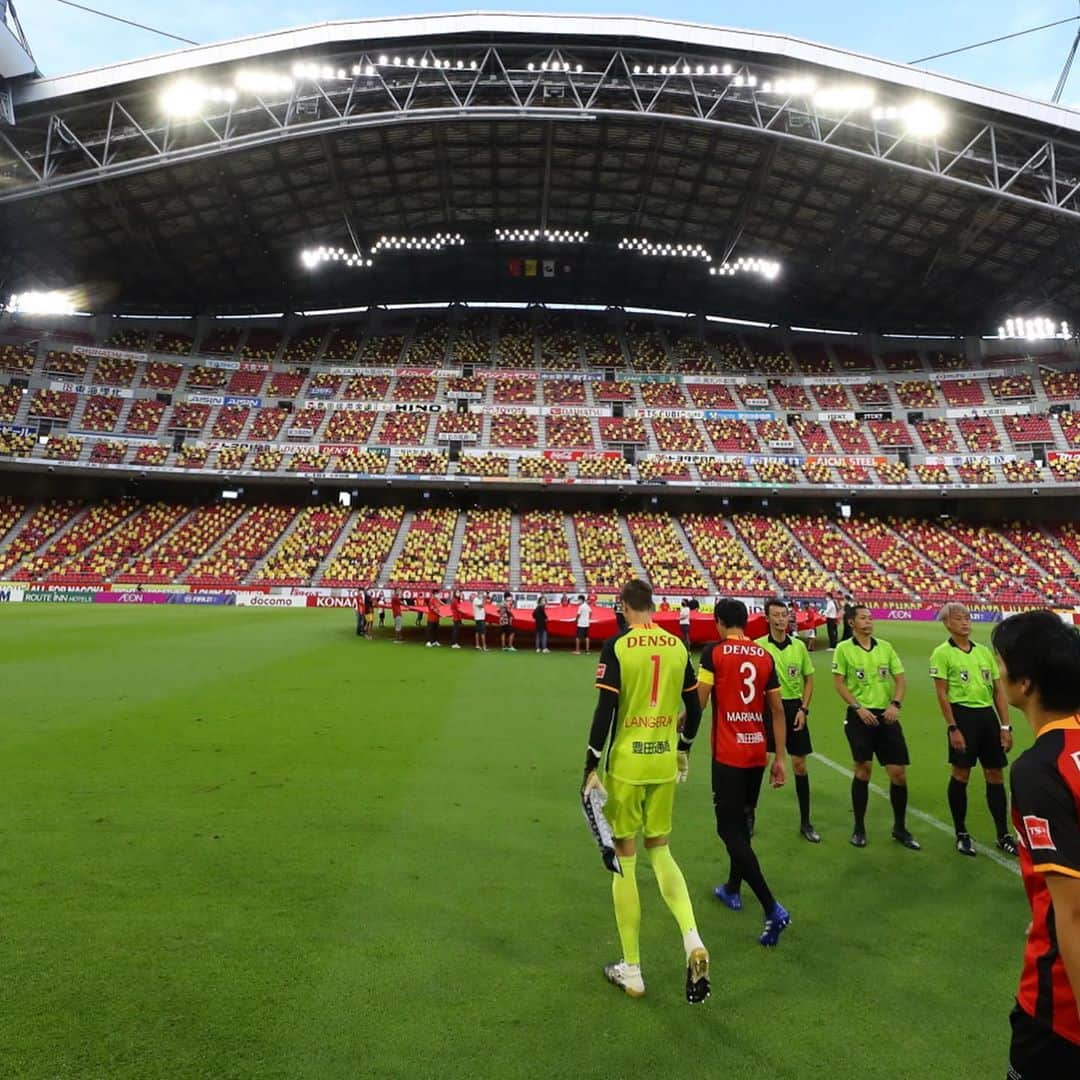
[279, 400, 293, 413]
[449, 441, 462, 463]
[623, 445, 636, 465]
[899, 448, 910, 467]
[457, 398, 469, 414]
[907, 410, 924, 424]
[613, 402, 624, 418]
[605, 368, 616, 382]
[463, 364, 474, 378]
[156, 392, 172, 405]
[172, 432, 185, 451]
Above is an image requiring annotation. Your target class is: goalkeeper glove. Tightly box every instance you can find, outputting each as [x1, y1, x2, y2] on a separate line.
[676, 750, 689, 783]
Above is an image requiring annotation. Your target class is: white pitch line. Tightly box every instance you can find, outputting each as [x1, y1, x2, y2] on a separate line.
[813, 752, 1020, 876]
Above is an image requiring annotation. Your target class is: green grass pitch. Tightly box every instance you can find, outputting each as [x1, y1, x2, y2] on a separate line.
[3, 607, 1029, 1079]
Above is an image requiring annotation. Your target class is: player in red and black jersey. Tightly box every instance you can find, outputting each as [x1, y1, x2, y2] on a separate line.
[698, 598, 791, 947]
[992, 611, 1080, 1078]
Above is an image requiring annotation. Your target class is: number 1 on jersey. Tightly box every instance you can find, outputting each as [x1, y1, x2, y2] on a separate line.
[649, 654, 661, 707]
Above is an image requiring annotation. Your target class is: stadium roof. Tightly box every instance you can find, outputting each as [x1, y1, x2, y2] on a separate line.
[4, 12, 1080, 333]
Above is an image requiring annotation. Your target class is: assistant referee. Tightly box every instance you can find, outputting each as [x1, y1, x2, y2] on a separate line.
[756, 597, 819, 843]
[931, 602, 1016, 858]
[832, 605, 919, 851]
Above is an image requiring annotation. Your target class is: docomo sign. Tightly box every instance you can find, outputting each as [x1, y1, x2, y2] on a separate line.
[237, 593, 307, 608]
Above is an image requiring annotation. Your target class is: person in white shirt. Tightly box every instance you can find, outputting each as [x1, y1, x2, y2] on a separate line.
[472, 592, 489, 652]
[574, 595, 592, 655]
[679, 598, 692, 647]
[823, 592, 839, 650]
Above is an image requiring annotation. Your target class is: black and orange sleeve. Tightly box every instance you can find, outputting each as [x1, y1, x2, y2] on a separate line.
[1013, 751, 1080, 880]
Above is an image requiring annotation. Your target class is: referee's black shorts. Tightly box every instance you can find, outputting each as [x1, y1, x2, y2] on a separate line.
[949, 703, 1008, 769]
[1008, 1004, 1080, 1078]
[711, 761, 766, 834]
[765, 698, 813, 758]
[844, 708, 910, 766]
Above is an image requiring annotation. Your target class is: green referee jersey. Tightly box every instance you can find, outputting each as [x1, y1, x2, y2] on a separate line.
[832, 636, 904, 710]
[928, 637, 999, 708]
[755, 634, 813, 700]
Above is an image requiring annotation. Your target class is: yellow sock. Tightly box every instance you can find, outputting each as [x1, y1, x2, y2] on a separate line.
[648, 844, 697, 936]
[611, 854, 640, 965]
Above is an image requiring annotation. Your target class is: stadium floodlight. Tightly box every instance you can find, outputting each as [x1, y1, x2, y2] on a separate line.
[370, 232, 466, 254]
[7, 290, 77, 315]
[813, 85, 875, 111]
[997, 316, 1071, 341]
[901, 100, 946, 137]
[709, 257, 781, 282]
[300, 245, 374, 270]
[234, 70, 294, 96]
[161, 80, 209, 117]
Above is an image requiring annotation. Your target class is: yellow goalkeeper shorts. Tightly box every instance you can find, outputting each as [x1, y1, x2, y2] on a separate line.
[603, 776, 676, 840]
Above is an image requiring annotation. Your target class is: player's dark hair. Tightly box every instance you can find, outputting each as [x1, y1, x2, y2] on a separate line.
[714, 597, 748, 629]
[764, 597, 788, 615]
[844, 603, 868, 631]
[621, 578, 654, 612]
[991, 610, 1080, 713]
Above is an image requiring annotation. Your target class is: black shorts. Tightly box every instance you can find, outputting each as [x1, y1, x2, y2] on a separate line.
[1008, 1004, 1080, 1078]
[765, 698, 813, 758]
[712, 761, 766, 832]
[576, 626, 588, 640]
[949, 704, 1008, 769]
[844, 709, 911, 766]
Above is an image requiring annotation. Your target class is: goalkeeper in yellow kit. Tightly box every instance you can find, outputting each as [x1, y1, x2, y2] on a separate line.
[581, 578, 709, 1004]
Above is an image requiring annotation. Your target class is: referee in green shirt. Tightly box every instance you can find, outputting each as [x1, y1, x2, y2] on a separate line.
[832, 605, 920, 851]
[930, 602, 1017, 857]
[756, 598, 819, 843]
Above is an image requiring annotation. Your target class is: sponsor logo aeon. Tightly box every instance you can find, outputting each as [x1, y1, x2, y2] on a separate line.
[886, 610, 912, 620]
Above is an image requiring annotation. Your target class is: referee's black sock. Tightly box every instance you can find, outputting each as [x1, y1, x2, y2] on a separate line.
[851, 778, 869, 832]
[948, 777, 968, 834]
[795, 774, 811, 825]
[987, 782, 1009, 837]
[890, 783, 908, 831]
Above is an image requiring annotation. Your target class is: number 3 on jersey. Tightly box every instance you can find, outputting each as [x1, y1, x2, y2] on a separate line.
[739, 661, 757, 704]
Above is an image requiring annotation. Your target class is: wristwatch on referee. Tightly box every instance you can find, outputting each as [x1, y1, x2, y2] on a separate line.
[890, 699, 902, 710]
[1000, 725, 1013, 732]
[797, 705, 808, 715]
[947, 724, 959, 733]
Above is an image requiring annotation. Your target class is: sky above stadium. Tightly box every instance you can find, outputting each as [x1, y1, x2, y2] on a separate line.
[17, 1, 1080, 107]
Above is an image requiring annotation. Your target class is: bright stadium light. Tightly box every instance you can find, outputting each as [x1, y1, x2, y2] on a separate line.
[813, 85, 876, 111]
[7, 290, 77, 315]
[161, 80, 208, 117]
[234, 70, 295, 95]
[370, 232, 465, 254]
[900, 100, 946, 137]
[709, 257, 781, 282]
[997, 316, 1071, 341]
[300, 246, 373, 270]
[873, 100, 947, 137]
